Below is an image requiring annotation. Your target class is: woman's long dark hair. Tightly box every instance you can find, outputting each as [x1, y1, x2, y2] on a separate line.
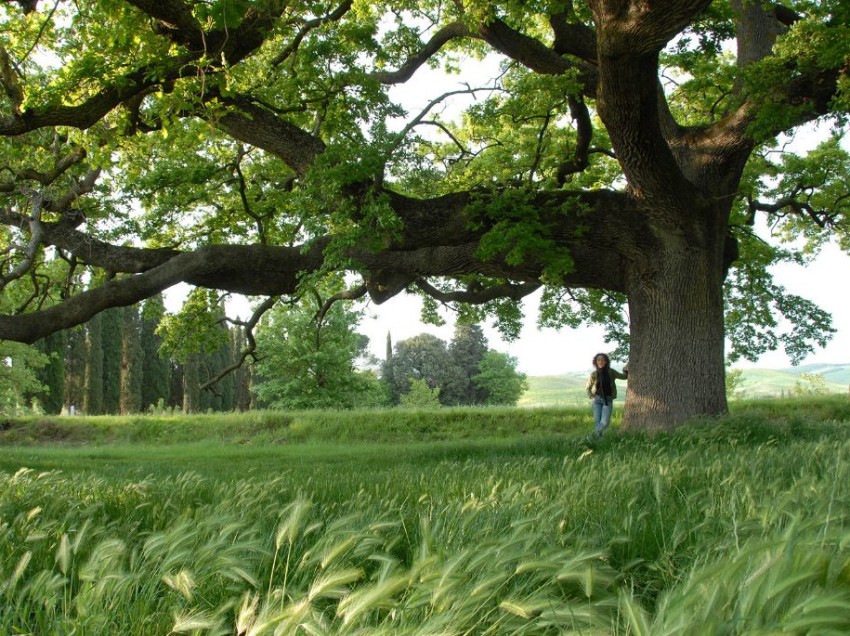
[592, 353, 610, 368]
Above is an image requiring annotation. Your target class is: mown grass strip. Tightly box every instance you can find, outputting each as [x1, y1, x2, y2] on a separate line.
[1, 405, 592, 446]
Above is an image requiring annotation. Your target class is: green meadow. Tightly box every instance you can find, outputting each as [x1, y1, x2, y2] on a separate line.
[1, 398, 849, 634]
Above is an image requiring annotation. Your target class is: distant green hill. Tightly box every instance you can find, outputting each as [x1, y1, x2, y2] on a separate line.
[733, 364, 848, 398]
[519, 372, 594, 407]
[519, 363, 849, 407]
[791, 363, 850, 386]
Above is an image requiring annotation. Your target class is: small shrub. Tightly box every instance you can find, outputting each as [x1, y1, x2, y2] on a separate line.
[399, 378, 442, 408]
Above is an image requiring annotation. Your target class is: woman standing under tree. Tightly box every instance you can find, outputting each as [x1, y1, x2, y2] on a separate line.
[586, 353, 628, 439]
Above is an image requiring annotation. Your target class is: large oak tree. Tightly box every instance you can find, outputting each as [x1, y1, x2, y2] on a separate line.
[0, 0, 847, 428]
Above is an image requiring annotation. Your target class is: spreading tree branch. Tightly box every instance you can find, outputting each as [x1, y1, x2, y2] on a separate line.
[272, 0, 354, 66]
[200, 295, 279, 390]
[0, 191, 44, 291]
[314, 283, 368, 326]
[414, 278, 541, 304]
[750, 193, 840, 229]
[557, 95, 594, 186]
[372, 21, 470, 84]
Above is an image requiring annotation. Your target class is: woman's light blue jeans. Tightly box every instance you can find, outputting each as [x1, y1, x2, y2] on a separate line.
[591, 395, 613, 438]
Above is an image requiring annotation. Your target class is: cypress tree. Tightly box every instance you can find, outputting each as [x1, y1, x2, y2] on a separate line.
[84, 313, 104, 415]
[140, 295, 170, 411]
[33, 330, 66, 414]
[101, 307, 123, 414]
[64, 326, 87, 414]
[168, 361, 183, 411]
[381, 331, 396, 404]
[120, 305, 143, 414]
[182, 354, 200, 413]
[218, 327, 236, 411]
[199, 352, 217, 412]
[231, 326, 252, 411]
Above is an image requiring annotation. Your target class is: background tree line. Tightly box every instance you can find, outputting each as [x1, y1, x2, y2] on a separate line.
[2, 294, 252, 416]
[2, 287, 526, 415]
[251, 282, 527, 410]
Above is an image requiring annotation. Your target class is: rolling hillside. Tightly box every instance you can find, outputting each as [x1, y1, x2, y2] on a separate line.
[519, 363, 850, 407]
[733, 363, 849, 397]
[518, 372, 591, 407]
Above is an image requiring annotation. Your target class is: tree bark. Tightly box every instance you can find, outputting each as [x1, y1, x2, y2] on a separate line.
[622, 236, 728, 430]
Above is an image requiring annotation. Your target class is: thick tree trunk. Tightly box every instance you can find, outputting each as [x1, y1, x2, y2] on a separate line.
[621, 242, 728, 430]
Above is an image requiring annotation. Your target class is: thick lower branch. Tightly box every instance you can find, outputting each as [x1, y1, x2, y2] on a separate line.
[0, 187, 646, 343]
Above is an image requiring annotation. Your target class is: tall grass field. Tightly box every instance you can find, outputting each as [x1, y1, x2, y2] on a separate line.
[1, 397, 849, 634]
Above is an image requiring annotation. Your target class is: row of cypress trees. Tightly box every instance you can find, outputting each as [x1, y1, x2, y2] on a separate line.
[29, 295, 252, 415]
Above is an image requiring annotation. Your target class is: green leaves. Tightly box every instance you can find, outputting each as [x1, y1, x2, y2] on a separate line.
[385, 323, 526, 406]
[723, 135, 848, 365]
[194, 0, 252, 31]
[763, 136, 850, 250]
[744, 6, 850, 138]
[470, 188, 575, 284]
[538, 287, 629, 360]
[724, 230, 836, 364]
[473, 350, 527, 405]
[253, 276, 385, 410]
[0, 340, 48, 416]
[157, 288, 229, 362]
